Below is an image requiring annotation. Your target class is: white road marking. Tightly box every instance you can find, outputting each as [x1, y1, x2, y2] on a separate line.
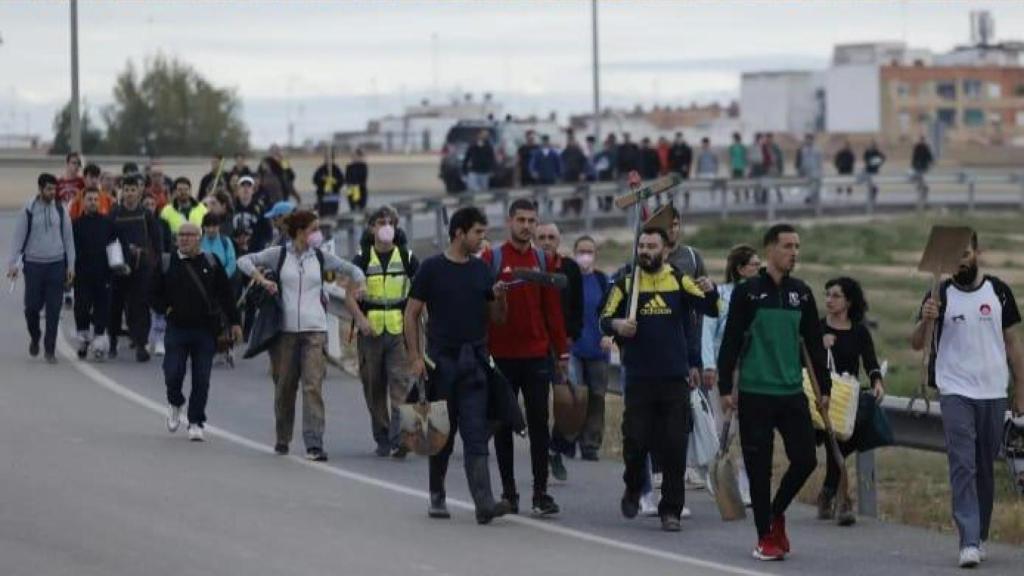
[57, 335, 769, 576]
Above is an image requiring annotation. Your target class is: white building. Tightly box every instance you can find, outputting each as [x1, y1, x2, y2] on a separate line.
[740, 71, 823, 135]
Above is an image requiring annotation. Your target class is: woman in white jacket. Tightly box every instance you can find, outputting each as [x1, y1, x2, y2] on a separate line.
[237, 210, 365, 461]
[702, 244, 760, 504]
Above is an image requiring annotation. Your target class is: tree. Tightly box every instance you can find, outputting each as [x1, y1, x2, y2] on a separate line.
[102, 55, 249, 155]
[49, 101, 105, 155]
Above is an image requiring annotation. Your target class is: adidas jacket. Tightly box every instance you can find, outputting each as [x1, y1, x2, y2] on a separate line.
[600, 264, 718, 381]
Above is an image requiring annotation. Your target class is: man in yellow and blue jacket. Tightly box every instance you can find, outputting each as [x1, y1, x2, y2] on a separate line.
[600, 225, 718, 532]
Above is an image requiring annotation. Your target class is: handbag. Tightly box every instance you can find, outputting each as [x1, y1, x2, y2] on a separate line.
[802, 350, 859, 441]
[687, 387, 720, 469]
[852, 391, 894, 452]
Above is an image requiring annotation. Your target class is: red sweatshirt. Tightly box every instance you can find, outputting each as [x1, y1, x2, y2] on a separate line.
[483, 242, 569, 359]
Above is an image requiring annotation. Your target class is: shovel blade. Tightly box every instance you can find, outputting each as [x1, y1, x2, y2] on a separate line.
[709, 455, 747, 521]
[552, 383, 588, 441]
[399, 401, 450, 457]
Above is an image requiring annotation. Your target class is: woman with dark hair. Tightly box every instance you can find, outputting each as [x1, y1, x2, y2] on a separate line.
[237, 210, 365, 461]
[818, 276, 885, 526]
[702, 244, 760, 506]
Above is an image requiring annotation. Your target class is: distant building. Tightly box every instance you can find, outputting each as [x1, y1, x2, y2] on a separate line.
[331, 93, 560, 153]
[571, 102, 741, 144]
[740, 71, 824, 135]
[880, 64, 1024, 145]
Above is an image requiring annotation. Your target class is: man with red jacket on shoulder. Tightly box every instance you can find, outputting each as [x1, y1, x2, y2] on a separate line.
[483, 198, 569, 517]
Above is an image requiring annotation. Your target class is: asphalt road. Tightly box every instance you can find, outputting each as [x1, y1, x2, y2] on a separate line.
[1, 212, 1022, 576]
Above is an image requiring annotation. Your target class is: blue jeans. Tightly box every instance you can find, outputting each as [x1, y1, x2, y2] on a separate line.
[163, 324, 216, 426]
[465, 171, 491, 193]
[23, 261, 66, 354]
[940, 394, 1007, 548]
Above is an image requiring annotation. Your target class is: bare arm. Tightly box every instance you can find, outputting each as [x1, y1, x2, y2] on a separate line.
[911, 296, 939, 351]
[404, 298, 426, 378]
[489, 283, 508, 325]
[1005, 328, 1024, 414]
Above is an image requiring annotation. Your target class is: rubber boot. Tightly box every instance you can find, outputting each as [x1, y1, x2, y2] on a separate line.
[465, 455, 510, 525]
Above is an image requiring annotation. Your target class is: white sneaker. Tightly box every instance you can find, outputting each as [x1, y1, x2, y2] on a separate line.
[166, 404, 181, 433]
[684, 467, 706, 490]
[959, 546, 981, 568]
[154, 341, 166, 357]
[978, 543, 987, 562]
[187, 424, 205, 442]
[639, 492, 659, 516]
[652, 472, 663, 489]
[92, 334, 108, 361]
[681, 506, 692, 519]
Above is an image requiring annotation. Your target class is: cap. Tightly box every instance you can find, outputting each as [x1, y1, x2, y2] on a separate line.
[238, 175, 255, 187]
[263, 200, 295, 219]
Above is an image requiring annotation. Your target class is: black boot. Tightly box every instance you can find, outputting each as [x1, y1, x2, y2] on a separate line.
[428, 492, 450, 519]
[465, 455, 509, 525]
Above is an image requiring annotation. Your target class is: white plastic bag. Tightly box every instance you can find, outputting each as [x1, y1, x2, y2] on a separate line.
[688, 387, 719, 468]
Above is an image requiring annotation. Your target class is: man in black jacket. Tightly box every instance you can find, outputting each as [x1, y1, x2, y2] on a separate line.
[463, 130, 496, 193]
[833, 140, 855, 196]
[669, 132, 693, 179]
[110, 176, 163, 362]
[312, 150, 345, 217]
[535, 222, 584, 480]
[151, 222, 241, 442]
[72, 188, 118, 360]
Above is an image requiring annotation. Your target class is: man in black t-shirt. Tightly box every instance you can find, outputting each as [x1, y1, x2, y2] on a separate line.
[516, 131, 539, 187]
[404, 206, 512, 525]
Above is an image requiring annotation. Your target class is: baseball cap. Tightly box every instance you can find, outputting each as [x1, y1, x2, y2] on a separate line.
[264, 200, 295, 219]
[239, 175, 255, 186]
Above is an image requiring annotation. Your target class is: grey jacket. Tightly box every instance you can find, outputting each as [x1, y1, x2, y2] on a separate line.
[7, 197, 75, 269]
[696, 150, 719, 177]
[237, 244, 364, 333]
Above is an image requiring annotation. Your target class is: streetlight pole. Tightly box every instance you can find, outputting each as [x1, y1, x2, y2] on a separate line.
[591, 0, 600, 144]
[69, 0, 82, 153]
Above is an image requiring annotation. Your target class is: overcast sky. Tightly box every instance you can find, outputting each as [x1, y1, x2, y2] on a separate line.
[1, 1, 1022, 147]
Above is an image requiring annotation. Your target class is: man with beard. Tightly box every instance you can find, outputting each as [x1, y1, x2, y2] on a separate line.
[482, 198, 569, 517]
[72, 187, 117, 360]
[601, 224, 718, 532]
[911, 230, 1024, 568]
[160, 177, 208, 237]
[717, 223, 829, 561]
[404, 205, 512, 525]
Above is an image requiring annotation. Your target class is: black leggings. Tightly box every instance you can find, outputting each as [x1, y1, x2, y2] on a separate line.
[739, 391, 817, 538]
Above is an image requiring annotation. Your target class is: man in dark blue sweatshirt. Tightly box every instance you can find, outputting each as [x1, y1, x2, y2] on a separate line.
[600, 225, 718, 532]
[72, 188, 118, 360]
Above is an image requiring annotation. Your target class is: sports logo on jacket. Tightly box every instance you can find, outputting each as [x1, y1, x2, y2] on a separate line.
[640, 294, 672, 316]
[789, 292, 801, 307]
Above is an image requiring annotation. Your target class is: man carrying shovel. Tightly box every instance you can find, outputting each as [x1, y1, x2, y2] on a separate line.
[911, 228, 1024, 569]
[717, 223, 830, 561]
[600, 209, 718, 533]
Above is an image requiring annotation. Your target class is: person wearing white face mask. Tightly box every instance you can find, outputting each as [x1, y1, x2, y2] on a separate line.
[237, 210, 366, 461]
[564, 235, 613, 462]
[348, 205, 420, 458]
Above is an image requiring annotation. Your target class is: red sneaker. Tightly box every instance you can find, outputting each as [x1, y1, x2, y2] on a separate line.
[770, 515, 790, 554]
[753, 535, 785, 561]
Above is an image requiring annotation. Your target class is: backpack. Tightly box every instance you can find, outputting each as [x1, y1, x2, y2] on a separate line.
[489, 242, 547, 279]
[21, 200, 67, 261]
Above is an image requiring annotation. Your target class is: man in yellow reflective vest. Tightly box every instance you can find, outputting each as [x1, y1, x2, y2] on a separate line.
[159, 177, 208, 237]
[349, 205, 419, 457]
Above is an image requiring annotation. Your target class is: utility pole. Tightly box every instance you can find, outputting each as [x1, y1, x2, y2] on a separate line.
[591, 0, 600, 144]
[69, 0, 82, 153]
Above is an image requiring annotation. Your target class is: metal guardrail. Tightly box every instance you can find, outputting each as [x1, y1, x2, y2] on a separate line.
[328, 170, 1024, 258]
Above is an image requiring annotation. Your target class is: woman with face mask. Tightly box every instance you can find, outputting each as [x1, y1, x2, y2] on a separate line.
[237, 210, 366, 461]
[567, 235, 613, 462]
